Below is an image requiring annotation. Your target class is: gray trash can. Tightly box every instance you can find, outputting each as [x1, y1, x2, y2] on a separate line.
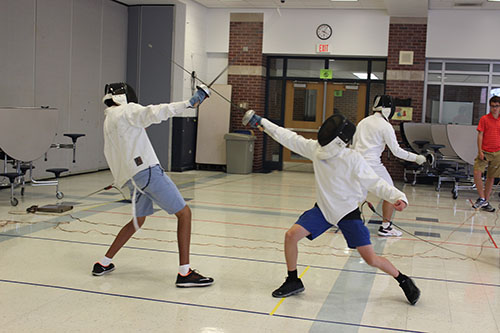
[224, 133, 256, 174]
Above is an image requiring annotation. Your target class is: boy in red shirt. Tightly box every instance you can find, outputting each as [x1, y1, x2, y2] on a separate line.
[472, 96, 500, 211]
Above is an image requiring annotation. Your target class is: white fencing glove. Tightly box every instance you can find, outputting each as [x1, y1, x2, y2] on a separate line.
[415, 154, 426, 165]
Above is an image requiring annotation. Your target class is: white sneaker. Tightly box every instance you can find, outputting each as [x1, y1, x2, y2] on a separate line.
[378, 223, 402, 237]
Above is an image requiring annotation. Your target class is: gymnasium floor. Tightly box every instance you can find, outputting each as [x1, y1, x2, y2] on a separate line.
[1, 168, 499, 332]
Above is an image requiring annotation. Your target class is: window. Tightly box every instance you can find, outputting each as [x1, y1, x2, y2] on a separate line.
[424, 60, 500, 124]
[329, 59, 369, 80]
[371, 61, 386, 81]
[268, 58, 283, 77]
[286, 59, 325, 78]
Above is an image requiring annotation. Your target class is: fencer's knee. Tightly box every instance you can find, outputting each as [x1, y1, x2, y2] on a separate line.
[175, 205, 191, 219]
[285, 229, 300, 243]
[137, 217, 146, 228]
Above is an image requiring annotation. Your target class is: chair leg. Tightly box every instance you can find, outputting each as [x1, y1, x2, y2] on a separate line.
[10, 181, 18, 206]
[55, 177, 64, 199]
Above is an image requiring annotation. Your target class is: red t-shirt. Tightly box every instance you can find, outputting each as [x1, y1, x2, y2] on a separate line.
[477, 113, 500, 152]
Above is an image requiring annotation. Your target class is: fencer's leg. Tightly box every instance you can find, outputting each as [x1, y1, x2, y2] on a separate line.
[473, 169, 485, 198]
[105, 216, 147, 258]
[484, 176, 495, 201]
[272, 224, 309, 297]
[382, 200, 394, 224]
[379, 201, 402, 237]
[175, 205, 191, 266]
[358, 244, 421, 305]
[284, 224, 310, 271]
[357, 244, 398, 277]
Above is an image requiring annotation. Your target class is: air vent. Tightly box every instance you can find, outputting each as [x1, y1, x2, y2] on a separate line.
[399, 51, 414, 65]
[453, 0, 483, 7]
[454, 3, 483, 6]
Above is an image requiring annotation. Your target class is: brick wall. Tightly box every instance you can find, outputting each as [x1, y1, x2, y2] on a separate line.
[384, 18, 427, 180]
[227, 14, 266, 172]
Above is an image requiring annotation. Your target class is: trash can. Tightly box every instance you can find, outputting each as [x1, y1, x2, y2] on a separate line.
[224, 133, 256, 174]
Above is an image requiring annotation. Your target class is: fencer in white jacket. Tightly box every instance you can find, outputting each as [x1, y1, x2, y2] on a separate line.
[92, 82, 214, 288]
[353, 95, 426, 237]
[243, 111, 421, 305]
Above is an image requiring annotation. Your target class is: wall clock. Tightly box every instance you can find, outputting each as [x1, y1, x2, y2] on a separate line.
[316, 24, 332, 40]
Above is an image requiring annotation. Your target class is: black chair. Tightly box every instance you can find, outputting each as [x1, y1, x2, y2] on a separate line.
[0, 172, 22, 206]
[46, 168, 69, 199]
[63, 134, 86, 163]
[19, 163, 35, 196]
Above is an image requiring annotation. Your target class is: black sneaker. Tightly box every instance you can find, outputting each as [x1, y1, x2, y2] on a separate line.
[472, 197, 487, 209]
[92, 262, 115, 276]
[272, 277, 305, 298]
[481, 202, 496, 212]
[176, 269, 214, 287]
[399, 277, 420, 305]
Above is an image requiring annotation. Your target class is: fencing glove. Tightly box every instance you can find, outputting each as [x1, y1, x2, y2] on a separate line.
[415, 154, 426, 165]
[242, 110, 262, 128]
[189, 84, 210, 108]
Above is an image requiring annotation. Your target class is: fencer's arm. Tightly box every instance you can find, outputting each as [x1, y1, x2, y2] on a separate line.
[383, 125, 418, 162]
[260, 118, 317, 160]
[477, 131, 484, 159]
[355, 156, 408, 206]
[394, 200, 407, 211]
[124, 101, 190, 128]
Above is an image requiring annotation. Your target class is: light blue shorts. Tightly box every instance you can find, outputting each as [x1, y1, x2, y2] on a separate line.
[126, 165, 186, 217]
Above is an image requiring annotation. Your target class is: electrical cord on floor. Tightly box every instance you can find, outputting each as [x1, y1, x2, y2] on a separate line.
[362, 200, 498, 263]
[80, 184, 128, 201]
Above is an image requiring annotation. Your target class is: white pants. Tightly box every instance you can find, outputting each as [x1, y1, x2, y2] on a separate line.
[367, 162, 394, 187]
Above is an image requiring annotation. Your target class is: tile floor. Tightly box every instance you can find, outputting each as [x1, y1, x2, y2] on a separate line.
[1, 168, 499, 332]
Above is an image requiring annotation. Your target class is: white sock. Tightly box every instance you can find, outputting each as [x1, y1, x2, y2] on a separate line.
[179, 264, 190, 275]
[100, 256, 112, 266]
[382, 222, 391, 229]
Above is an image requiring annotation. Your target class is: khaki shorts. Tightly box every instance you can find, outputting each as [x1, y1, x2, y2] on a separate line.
[474, 150, 500, 178]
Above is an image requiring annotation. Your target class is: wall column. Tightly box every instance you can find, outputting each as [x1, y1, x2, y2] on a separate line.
[384, 17, 427, 180]
[227, 13, 266, 172]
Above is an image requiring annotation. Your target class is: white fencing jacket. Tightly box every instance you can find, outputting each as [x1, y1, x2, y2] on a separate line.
[352, 112, 417, 165]
[103, 101, 190, 188]
[261, 118, 408, 225]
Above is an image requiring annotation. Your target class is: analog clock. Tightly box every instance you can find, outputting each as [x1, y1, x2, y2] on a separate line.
[316, 24, 332, 40]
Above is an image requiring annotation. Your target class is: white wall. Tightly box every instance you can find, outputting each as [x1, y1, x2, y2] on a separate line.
[427, 10, 500, 60]
[264, 9, 389, 56]
[0, 0, 127, 179]
[181, 0, 208, 116]
[206, 8, 390, 57]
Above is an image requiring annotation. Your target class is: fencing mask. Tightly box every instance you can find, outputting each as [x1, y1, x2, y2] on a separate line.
[102, 83, 138, 107]
[318, 114, 356, 147]
[315, 114, 356, 160]
[373, 95, 395, 121]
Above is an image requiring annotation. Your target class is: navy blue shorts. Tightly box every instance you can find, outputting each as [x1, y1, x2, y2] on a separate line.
[295, 205, 371, 249]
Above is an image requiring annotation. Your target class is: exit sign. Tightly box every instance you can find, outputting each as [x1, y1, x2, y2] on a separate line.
[316, 44, 330, 53]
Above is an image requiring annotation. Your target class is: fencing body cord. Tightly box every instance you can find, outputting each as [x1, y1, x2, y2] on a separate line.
[362, 201, 498, 265]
